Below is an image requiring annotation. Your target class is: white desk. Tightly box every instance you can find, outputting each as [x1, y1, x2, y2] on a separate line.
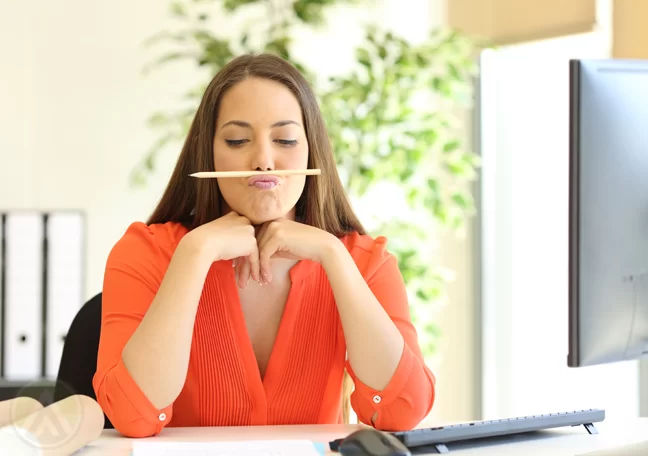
[76, 419, 648, 455]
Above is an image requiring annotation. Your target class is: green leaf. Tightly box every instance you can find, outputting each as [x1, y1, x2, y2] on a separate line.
[406, 188, 420, 205]
[443, 139, 460, 154]
[433, 201, 449, 224]
[170, 1, 187, 16]
[146, 112, 170, 127]
[358, 165, 374, 180]
[451, 191, 470, 209]
[445, 158, 473, 177]
[462, 151, 482, 167]
[416, 289, 429, 301]
[356, 48, 372, 69]
[145, 153, 155, 170]
[450, 212, 465, 230]
[292, 0, 327, 25]
[222, 0, 260, 12]
[447, 62, 462, 80]
[424, 322, 441, 337]
[426, 178, 439, 193]
[264, 36, 292, 60]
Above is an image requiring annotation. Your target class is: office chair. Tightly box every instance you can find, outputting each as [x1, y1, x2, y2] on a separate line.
[54, 292, 113, 429]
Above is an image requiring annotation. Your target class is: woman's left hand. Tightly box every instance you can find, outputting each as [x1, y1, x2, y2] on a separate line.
[256, 219, 339, 283]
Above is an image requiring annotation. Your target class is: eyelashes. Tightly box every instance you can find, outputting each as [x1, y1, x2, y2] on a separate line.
[224, 139, 247, 147]
[224, 139, 298, 148]
[276, 139, 298, 146]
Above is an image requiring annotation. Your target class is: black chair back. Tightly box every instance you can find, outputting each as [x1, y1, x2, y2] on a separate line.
[54, 292, 113, 429]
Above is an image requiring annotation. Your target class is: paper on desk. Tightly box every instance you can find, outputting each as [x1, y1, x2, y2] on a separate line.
[131, 439, 326, 456]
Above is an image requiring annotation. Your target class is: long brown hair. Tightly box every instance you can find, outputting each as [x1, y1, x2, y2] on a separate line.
[147, 53, 365, 239]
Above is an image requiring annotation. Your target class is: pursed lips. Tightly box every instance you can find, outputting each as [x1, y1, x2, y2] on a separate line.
[248, 175, 279, 189]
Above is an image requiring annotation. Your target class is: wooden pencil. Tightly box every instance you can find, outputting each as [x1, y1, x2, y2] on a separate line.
[190, 169, 321, 178]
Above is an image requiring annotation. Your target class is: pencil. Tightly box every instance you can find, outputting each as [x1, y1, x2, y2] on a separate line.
[190, 169, 322, 178]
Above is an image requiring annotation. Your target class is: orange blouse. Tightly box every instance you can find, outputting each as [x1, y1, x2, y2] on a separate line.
[92, 221, 436, 438]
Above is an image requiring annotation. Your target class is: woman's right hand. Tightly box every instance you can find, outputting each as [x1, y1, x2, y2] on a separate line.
[181, 211, 260, 288]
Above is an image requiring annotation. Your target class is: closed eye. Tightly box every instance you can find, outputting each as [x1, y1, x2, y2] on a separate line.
[225, 139, 248, 147]
[276, 139, 298, 146]
[225, 139, 297, 148]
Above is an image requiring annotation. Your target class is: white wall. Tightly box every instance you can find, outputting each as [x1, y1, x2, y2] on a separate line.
[479, 27, 640, 421]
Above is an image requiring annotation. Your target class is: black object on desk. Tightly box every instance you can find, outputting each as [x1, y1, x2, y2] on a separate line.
[337, 428, 411, 456]
[330, 408, 604, 454]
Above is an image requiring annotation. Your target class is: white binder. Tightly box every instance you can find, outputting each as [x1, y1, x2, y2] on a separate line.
[45, 211, 84, 379]
[3, 212, 44, 381]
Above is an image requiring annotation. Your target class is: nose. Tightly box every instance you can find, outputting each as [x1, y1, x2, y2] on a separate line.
[250, 139, 274, 171]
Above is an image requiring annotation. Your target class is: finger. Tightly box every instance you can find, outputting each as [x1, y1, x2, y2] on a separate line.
[252, 223, 271, 284]
[238, 256, 251, 288]
[248, 243, 261, 284]
[255, 225, 271, 284]
[255, 221, 270, 242]
[233, 257, 240, 285]
[257, 235, 279, 284]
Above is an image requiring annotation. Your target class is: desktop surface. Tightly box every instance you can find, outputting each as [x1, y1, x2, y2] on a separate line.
[72, 418, 648, 455]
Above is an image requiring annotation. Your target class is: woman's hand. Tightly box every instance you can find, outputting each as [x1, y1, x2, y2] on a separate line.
[255, 219, 340, 283]
[182, 212, 260, 287]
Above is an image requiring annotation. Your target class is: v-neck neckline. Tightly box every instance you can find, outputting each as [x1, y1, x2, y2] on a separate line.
[213, 258, 318, 423]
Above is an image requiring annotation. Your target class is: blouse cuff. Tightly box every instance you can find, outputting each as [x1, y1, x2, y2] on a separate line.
[111, 360, 173, 432]
[345, 343, 415, 411]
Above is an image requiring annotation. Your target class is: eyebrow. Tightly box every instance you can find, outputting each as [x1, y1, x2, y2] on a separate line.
[220, 120, 301, 129]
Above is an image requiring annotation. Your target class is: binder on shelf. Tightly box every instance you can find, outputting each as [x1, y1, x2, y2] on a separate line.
[3, 212, 44, 381]
[44, 211, 85, 379]
[0, 210, 86, 382]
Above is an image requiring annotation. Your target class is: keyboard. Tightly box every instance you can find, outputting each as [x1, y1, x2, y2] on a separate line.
[330, 409, 605, 454]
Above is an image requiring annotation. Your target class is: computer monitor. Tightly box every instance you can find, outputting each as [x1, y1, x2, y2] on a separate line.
[568, 58, 648, 368]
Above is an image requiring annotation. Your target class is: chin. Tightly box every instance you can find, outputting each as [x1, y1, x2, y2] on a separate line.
[241, 208, 288, 225]
[224, 193, 299, 224]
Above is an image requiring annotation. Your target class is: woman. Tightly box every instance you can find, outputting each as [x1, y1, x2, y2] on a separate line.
[92, 53, 436, 439]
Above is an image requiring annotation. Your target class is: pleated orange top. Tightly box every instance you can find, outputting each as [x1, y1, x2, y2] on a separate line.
[92, 221, 436, 438]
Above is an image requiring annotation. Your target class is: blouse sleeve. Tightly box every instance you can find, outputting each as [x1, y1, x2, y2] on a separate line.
[92, 222, 174, 438]
[345, 236, 436, 431]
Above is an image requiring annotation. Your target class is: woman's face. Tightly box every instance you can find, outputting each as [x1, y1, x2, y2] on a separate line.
[213, 77, 309, 225]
